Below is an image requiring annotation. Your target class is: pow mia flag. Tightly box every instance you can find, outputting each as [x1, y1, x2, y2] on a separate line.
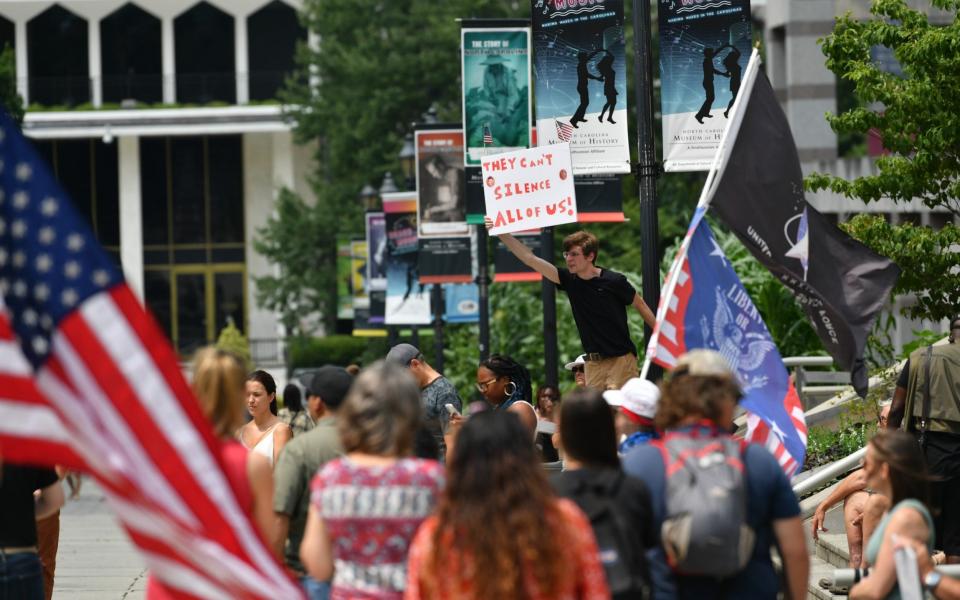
[708, 64, 900, 397]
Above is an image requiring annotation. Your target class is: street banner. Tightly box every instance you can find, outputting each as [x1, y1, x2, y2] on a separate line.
[708, 60, 899, 396]
[466, 167, 486, 225]
[444, 283, 480, 323]
[336, 236, 354, 319]
[416, 128, 469, 238]
[419, 237, 473, 284]
[383, 192, 431, 326]
[461, 26, 532, 167]
[647, 214, 808, 476]
[532, 0, 631, 175]
[483, 144, 577, 235]
[368, 290, 386, 325]
[365, 212, 387, 291]
[350, 239, 368, 311]
[494, 231, 544, 282]
[576, 174, 624, 222]
[659, 0, 753, 171]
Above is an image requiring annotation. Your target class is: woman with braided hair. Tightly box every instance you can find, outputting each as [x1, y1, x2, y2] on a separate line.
[475, 354, 538, 439]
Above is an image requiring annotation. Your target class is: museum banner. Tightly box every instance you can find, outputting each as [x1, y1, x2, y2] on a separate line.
[365, 212, 387, 292]
[531, 0, 631, 175]
[418, 237, 473, 284]
[350, 239, 385, 337]
[383, 192, 431, 326]
[416, 127, 469, 238]
[658, 0, 752, 171]
[493, 231, 544, 283]
[461, 24, 532, 168]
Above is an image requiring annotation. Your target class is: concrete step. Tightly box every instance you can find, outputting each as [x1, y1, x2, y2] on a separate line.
[815, 532, 851, 569]
[808, 552, 848, 600]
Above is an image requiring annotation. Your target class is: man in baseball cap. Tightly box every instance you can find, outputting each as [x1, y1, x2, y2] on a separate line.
[603, 377, 660, 454]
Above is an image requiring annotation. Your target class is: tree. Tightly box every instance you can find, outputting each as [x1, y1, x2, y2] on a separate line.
[252, 188, 329, 338]
[0, 45, 24, 126]
[805, 0, 960, 322]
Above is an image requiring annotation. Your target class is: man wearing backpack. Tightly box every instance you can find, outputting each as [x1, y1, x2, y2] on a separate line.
[622, 350, 808, 600]
[889, 316, 960, 564]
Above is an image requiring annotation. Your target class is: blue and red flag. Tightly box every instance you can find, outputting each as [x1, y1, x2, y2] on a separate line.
[648, 211, 807, 476]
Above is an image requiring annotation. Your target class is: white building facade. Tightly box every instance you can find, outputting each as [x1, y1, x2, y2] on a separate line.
[1, 0, 316, 362]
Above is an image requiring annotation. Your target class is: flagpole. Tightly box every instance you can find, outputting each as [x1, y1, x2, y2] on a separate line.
[638, 48, 763, 381]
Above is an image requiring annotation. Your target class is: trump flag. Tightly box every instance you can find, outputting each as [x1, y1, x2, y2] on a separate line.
[649, 211, 807, 476]
[0, 110, 302, 599]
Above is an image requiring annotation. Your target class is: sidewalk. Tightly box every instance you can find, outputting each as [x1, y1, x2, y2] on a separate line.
[53, 480, 146, 600]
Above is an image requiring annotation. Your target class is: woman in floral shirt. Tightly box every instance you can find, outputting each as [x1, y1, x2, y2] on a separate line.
[300, 362, 444, 600]
[405, 411, 610, 600]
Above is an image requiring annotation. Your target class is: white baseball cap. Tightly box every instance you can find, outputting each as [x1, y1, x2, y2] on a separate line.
[564, 354, 586, 371]
[603, 377, 660, 423]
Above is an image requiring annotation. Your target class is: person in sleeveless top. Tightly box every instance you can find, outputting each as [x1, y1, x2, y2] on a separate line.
[474, 355, 538, 439]
[300, 362, 444, 600]
[850, 429, 935, 600]
[238, 370, 292, 468]
[146, 348, 275, 599]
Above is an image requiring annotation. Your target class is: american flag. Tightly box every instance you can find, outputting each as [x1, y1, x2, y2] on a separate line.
[555, 119, 573, 142]
[482, 124, 493, 145]
[0, 111, 302, 598]
[644, 211, 807, 476]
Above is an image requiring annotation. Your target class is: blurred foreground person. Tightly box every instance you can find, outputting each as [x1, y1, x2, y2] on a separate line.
[300, 362, 443, 600]
[622, 350, 808, 600]
[849, 429, 934, 600]
[552, 388, 655, 599]
[278, 383, 303, 429]
[405, 411, 610, 600]
[147, 348, 274, 599]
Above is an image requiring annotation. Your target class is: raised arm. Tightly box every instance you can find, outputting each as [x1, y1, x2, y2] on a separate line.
[812, 469, 868, 540]
[632, 293, 656, 329]
[485, 216, 559, 284]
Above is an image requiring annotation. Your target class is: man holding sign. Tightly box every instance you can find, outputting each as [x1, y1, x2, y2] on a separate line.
[481, 144, 655, 389]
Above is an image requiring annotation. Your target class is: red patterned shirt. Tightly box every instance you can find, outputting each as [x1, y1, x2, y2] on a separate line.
[309, 457, 444, 600]
[404, 498, 611, 600]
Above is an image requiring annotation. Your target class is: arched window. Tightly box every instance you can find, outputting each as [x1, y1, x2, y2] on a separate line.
[101, 3, 162, 104]
[174, 2, 235, 104]
[28, 5, 89, 106]
[247, 1, 305, 100]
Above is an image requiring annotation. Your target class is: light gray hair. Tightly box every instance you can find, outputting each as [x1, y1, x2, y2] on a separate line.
[337, 361, 423, 456]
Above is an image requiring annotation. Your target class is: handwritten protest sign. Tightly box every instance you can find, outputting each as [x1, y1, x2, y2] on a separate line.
[482, 143, 577, 235]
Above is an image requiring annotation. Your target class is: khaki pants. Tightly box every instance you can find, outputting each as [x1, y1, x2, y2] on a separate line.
[584, 353, 638, 390]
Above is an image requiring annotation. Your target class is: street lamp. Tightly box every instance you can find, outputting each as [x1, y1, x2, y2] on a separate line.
[379, 171, 399, 195]
[398, 133, 415, 191]
[358, 183, 378, 211]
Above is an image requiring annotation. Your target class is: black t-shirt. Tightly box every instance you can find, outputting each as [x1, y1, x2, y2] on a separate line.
[556, 266, 637, 357]
[0, 464, 58, 546]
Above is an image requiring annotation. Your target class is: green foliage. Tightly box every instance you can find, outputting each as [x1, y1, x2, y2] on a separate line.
[252, 188, 331, 338]
[0, 45, 23, 126]
[808, 0, 960, 216]
[216, 321, 252, 372]
[840, 215, 960, 322]
[902, 329, 949, 358]
[289, 335, 372, 369]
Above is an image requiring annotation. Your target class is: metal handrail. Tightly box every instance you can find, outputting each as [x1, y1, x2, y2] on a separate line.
[833, 565, 960, 587]
[782, 356, 835, 367]
[791, 446, 866, 497]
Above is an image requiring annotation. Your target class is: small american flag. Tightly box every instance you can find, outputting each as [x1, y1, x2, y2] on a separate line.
[645, 213, 807, 476]
[555, 119, 574, 142]
[482, 124, 493, 145]
[0, 110, 302, 599]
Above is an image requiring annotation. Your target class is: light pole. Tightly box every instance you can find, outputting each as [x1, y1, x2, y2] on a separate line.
[358, 183, 378, 212]
[378, 174, 399, 346]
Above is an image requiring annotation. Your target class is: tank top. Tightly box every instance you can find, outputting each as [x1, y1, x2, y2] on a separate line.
[864, 499, 934, 600]
[242, 422, 280, 467]
[145, 439, 252, 599]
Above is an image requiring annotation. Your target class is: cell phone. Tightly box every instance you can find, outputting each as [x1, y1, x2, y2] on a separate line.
[444, 403, 461, 417]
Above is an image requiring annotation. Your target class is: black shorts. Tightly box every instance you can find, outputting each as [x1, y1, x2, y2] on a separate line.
[930, 476, 960, 555]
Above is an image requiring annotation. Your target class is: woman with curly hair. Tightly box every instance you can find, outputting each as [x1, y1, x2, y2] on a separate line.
[405, 411, 610, 600]
[475, 354, 538, 438]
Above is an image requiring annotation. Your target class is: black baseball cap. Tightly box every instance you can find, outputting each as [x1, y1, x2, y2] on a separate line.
[308, 365, 354, 410]
[385, 343, 422, 366]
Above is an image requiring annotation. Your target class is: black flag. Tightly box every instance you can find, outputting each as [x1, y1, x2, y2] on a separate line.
[709, 67, 900, 397]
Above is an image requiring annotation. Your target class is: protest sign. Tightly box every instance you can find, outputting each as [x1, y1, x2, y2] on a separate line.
[482, 143, 577, 235]
[365, 212, 387, 291]
[532, 0, 631, 175]
[659, 0, 752, 171]
[383, 192, 431, 326]
[461, 25, 532, 167]
[416, 128, 469, 238]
